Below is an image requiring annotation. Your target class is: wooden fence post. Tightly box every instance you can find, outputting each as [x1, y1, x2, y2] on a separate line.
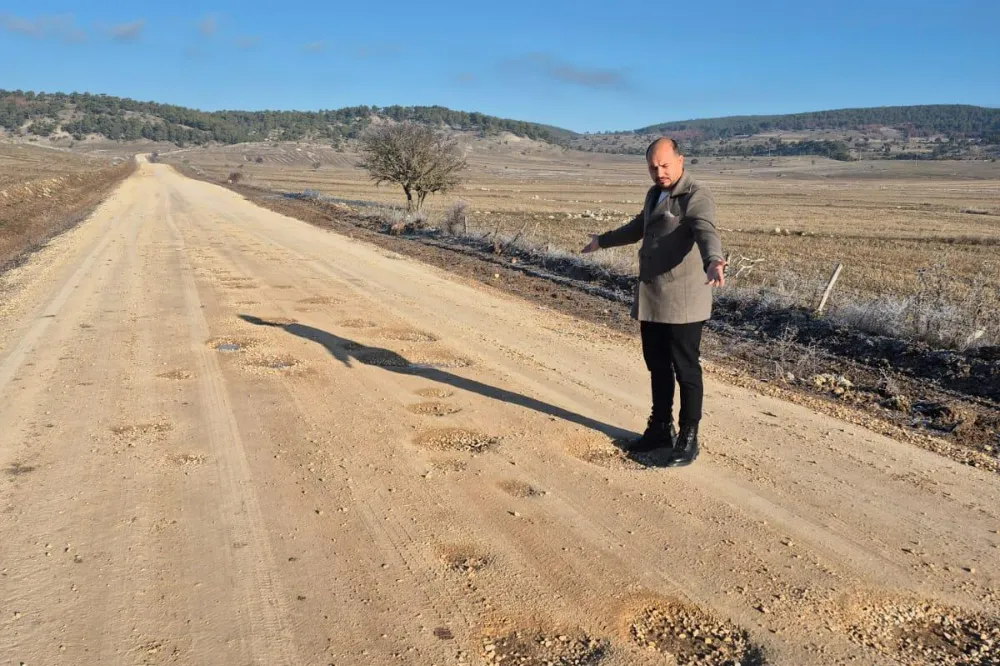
[815, 263, 843, 315]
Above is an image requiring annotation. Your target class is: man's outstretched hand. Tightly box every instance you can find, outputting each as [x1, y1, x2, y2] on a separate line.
[581, 235, 600, 254]
[706, 259, 727, 287]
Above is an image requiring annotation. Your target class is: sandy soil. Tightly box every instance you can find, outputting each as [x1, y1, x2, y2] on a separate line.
[1, 160, 997, 666]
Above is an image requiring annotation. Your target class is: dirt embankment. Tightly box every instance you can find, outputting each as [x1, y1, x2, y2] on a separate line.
[182, 172, 998, 474]
[0, 160, 136, 273]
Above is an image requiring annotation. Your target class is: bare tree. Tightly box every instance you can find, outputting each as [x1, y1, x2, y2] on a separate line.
[358, 121, 466, 211]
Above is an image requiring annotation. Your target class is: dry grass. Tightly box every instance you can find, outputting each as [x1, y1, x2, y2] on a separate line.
[0, 143, 110, 188]
[0, 145, 134, 272]
[162, 141, 1000, 346]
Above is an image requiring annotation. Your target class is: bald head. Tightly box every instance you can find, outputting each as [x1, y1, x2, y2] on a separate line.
[645, 137, 682, 160]
[646, 137, 685, 189]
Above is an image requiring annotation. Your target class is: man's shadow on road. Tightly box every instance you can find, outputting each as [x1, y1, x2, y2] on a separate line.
[238, 314, 677, 466]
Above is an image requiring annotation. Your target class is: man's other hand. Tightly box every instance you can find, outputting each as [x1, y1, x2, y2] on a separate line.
[581, 235, 600, 254]
[706, 259, 726, 287]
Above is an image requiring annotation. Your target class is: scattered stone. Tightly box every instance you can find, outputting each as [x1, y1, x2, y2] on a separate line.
[628, 601, 765, 666]
[441, 546, 489, 575]
[415, 388, 454, 399]
[110, 422, 172, 444]
[481, 629, 607, 666]
[157, 369, 193, 380]
[415, 429, 498, 453]
[376, 328, 439, 342]
[407, 401, 462, 417]
[499, 479, 542, 498]
[846, 599, 1000, 666]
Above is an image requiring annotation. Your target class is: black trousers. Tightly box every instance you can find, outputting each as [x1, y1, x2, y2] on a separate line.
[640, 321, 704, 426]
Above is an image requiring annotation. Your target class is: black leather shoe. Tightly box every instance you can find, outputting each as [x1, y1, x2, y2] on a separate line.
[665, 422, 699, 467]
[625, 418, 677, 453]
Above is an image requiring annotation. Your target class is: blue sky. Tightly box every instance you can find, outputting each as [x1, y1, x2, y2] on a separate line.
[1, 0, 998, 132]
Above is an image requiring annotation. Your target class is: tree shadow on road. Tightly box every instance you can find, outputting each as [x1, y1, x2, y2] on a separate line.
[239, 314, 637, 442]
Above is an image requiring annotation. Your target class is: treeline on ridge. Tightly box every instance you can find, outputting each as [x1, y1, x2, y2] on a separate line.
[0, 90, 564, 146]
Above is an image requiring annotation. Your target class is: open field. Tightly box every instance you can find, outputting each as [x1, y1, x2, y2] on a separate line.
[0, 142, 112, 188]
[0, 143, 134, 271]
[2, 160, 999, 666]
[162, 142, 1000, 346]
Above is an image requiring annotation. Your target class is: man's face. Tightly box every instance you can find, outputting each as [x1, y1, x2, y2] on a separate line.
[648, 142, 685, 188]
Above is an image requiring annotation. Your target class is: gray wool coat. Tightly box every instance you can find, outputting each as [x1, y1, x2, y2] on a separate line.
[598, 171, 724, 324]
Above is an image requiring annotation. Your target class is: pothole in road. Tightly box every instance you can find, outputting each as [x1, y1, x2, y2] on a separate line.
[481, 629, 608, 666]
[219, 277, 258, 290]
[498, 479, 543, 498]
[174, 453, 207, 466]
[5, 462, 37, 477]
[111, 422, 172, 444]
[376, 328, 440, 342]
[208, 336, 258, 353]
[564, 433, 640, 470]
[429, 458, 468, 473]
[416, 388, 455, 399]
[252, 354, 301, 370]
[416, 428, 499, 454]
[298, 296, 341, 306]
[407, 401, 462, 417]
[440, 544, 491, 575]
[844, 598, 1000, 666]
[157, 369, 193, 380]
[340, 318, 378, 329]
[408, 352, 474, 370]
[355, 349, 411, 368]
[268, 316, 299, 326]
[627, 601, 766, 666]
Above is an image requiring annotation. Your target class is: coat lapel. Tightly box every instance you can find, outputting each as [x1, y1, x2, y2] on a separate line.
[643, 187, 664, 224]
[648, 171, 692, 219]
[650, 188, 670, 216]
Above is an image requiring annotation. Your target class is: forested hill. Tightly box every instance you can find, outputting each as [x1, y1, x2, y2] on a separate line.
[0, 89, 569, 146]
[3, 90, 997, 160]
[634, 105, 1000, 142]
[571, 104, 1000, 159]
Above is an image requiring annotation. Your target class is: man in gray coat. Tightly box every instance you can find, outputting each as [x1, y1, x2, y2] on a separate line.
[582, 137, 725, 466]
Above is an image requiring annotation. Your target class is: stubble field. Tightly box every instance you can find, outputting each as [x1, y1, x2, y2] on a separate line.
[0, 143, 134, 271]
[162, 140, 1000, 346]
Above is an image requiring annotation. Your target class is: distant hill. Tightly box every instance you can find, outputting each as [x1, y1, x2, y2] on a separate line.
[3, 90, 997, 160]
[572, 105, 1000, 160]
[634, 105, 1000, 140]
[0, 89, 569, 147]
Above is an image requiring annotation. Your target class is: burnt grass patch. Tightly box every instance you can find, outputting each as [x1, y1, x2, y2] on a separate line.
[196, 179, 1000, 470]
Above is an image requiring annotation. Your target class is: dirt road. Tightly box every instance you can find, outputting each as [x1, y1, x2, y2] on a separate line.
[1, 160, 998, 666]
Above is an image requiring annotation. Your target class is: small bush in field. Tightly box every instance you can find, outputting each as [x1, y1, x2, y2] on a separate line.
[442, 201, 468, 235]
